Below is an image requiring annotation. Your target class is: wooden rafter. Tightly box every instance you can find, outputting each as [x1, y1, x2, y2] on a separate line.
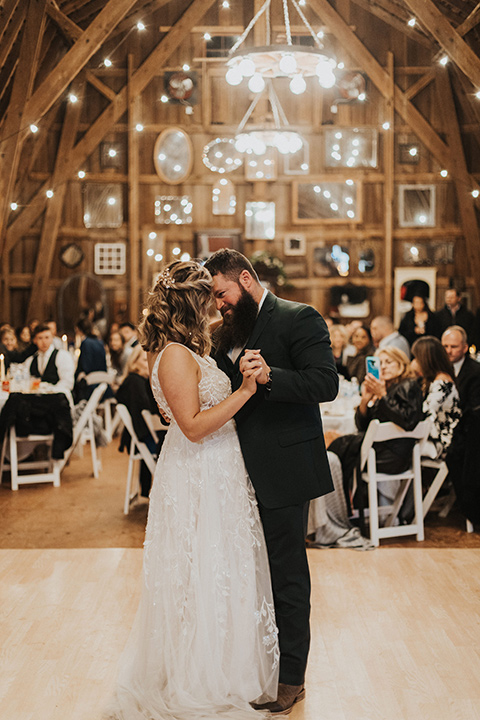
[348, 0, 433, 48]
[436, 68, 480, 301]
[307, 0, 450, 166]
[46, 0, 82, 42]
[85, 70, 117, 101]
[0, 0, 21, 42]
[403, 0, 480, 90]
[27, 78, 85, 319]
[4, 0, 218, 255]
[0, 2, 25, 71]
[0, 0, 47, 258]
[20, 0, 137, 132]
[456, 2, 480, 36]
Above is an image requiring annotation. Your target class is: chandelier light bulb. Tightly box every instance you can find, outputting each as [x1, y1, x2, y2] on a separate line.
[290, 74, 306, 95]
[279, 53, 297, 74]
[316, 59, 336, 88]
[248, 73, 265, 93]
[238, 57, 256, 77]
[226, 66, 243, 85]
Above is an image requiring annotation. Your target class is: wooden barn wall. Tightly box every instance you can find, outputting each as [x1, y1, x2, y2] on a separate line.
[5, 0, 478, 330]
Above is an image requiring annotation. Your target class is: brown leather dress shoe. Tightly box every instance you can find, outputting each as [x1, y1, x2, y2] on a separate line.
[251, 683, 306, 715]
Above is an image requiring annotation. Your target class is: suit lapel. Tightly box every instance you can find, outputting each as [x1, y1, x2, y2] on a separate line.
[242, 292, 276, 355]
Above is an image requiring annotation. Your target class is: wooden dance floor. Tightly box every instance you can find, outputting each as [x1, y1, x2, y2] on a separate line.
[1, 547, 480, 720]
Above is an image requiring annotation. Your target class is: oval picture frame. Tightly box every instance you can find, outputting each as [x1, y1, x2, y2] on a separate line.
[153, 128, 193, 184]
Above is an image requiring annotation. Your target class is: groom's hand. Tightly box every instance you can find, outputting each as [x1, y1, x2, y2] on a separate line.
[240, 349, 270, 385]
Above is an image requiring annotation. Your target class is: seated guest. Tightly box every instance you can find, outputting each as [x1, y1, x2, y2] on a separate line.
[370, 315, 411, 358]
[329, 324, 350, 378]
[46, 319, 63, 349]
[24, 323, 75, 405]
[0, 326, 18, 354]
[15, 325, 31, 352]
[119, 321, 138, 364]
[106, 329, 126, 389]
[116, 346, 165, 497]
[74, 316, 113, 402]
[399, 295, 440, 347]
[411, 336, 461, 459]
[441, 326, 480, 413]
[329, 346, 424, 511]
[345, 325, 375, 384]
[434, 287, 474, 343]
[0, 325, 36, 371]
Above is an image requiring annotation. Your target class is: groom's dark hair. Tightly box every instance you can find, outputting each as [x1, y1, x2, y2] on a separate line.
[204, 249, 259, 284]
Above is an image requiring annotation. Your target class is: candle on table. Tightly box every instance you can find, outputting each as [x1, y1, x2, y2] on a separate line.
[0, 354, 5, 383]
[62, 334, 68, 351]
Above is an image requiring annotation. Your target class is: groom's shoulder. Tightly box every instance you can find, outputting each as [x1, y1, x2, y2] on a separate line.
[273, 295, 322, 320]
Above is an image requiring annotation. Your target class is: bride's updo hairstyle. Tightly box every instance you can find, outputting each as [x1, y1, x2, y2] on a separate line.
[140, 260, 213, 356]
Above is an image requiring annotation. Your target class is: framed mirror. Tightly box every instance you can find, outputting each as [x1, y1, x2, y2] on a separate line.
[154, 196, 193, 224]
[324, 128, 378, 168]
[245, 202, 275, 240]
[398, 184, 436, 227]
[293, 180, 361, 224]
[154, 128, 193, 184]
[212, 178, 236, 215]
[83, 183, 123, 228]
[202, 137, 243, 174]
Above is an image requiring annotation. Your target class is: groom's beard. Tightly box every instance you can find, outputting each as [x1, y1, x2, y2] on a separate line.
[216, 287, 259, 355]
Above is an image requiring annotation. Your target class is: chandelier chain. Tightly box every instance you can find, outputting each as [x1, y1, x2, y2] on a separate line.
[236, 91, 264, 133]
[282, 0, 292, 46]
[290, 0, 325, 49]
[229, 0, 272, 55]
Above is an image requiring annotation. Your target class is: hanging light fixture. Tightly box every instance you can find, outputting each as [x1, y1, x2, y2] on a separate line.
[225, 0, 337, 95]
[234, 81, 304, 156]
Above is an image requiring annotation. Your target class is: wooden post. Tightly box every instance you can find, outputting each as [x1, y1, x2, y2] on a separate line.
[27, 79, 85, 321]
[383, 52, 395, 317]
[127, 54, 140, 325]
[436, 69, 480, 305]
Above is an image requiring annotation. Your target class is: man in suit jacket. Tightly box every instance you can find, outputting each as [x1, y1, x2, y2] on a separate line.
[442, 326, 480, 413]
[205, 249, 338, 714]
[435, 288, 474, 343]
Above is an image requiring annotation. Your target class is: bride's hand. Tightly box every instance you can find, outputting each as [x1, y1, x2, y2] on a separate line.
[240, 358, 262, 395]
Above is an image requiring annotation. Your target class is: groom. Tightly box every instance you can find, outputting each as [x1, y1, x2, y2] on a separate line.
[205, 249, 338, 714]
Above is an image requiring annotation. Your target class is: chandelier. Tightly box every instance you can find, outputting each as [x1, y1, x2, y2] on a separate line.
[225, 0, 337, 95]
[234, 81, 304, 156]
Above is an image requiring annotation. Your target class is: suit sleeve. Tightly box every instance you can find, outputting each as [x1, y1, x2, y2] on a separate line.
[267, 305, 338, 405]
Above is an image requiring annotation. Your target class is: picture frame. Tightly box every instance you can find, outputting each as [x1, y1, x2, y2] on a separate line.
[293, 179, 362, 224]
[284, 233, 306, 256]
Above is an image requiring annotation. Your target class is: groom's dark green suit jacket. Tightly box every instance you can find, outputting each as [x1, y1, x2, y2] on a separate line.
[213, 292, 339, 509]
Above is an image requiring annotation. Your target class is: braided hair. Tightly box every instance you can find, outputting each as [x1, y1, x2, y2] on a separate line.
[139, 260, 213, 356]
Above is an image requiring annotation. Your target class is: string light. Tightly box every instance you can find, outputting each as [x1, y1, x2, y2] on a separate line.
[30, 124, 38, 133]
[382, 122, 390, 130]
[104, 58, 112, 67]
[161, 95, 169, 103]
[107, 197, 116, 205]
[440, 169, 448, 177]
[137, 21, 145, 30]
[221, 0, 230, 7]
[439, 56, 448, 66]
[69, 93, 78, 103]
[155, 253, 163, 262]
[10, 202, 18, 210]
[358, 92, 366, 101]
[172, 247, 181, 256]
[149, 232, 157, 240]
[78, 170, 85, 179]
[182, 64, 190, 71]
[46, 189, 54, 198]
[476, 90, 480, 100]
[135, 123, 144, 132]
[204, 33, 211, 41]
[407, 18, 416, 27]
[472, 190, 479, 198]
[146, 248, 154, 257]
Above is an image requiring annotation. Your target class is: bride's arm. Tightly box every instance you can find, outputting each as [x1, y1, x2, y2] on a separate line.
[158, 344, 260, 443]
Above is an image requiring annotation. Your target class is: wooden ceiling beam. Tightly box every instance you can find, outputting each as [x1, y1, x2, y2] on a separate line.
[85, 70, 117, 101]
[348, 0, 433, 48]
[404, 68, 436, 100]
[0, 0, 21, 43]
[456, 2, 480, 36]
[27, 78, 85, 319]
[4, 0, 218, 254]
[0, 2, 25, 71]
[436, 69, 480, 301]
[20, 0, 138, 132]
[0, 0, 47, 257]
[403, 0, 480, 90]
[307, 0, 450, 166]
[46, 0, 82, 43]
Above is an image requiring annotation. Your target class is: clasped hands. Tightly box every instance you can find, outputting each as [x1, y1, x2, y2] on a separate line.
[240, 349, 270, 385]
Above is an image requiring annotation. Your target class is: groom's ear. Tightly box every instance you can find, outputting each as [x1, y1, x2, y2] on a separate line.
[238, 269, 254, 291]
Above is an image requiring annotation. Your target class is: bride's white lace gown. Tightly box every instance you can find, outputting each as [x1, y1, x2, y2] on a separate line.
[106, 344, 279, 720]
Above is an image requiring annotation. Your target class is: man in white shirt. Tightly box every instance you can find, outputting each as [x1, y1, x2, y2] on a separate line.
[442, 325, 480, 413]
[25, 324, 75, 405]
[370, 315, 411, 359]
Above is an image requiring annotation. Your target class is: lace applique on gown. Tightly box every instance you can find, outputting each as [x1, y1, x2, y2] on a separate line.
[106, 343, 279, 720]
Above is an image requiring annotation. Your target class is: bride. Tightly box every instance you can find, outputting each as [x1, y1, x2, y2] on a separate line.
[106, 260, 279, 720]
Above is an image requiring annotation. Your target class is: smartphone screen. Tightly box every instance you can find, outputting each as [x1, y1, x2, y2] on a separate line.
[366, 356, 380, 379]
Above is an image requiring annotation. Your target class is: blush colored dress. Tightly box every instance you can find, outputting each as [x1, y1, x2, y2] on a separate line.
[106, 343, 279, 720]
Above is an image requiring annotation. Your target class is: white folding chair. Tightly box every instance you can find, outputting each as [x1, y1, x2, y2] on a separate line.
[116, 404, 157, 515]
[0, 427, 60, 490]
[59, 382, 108, 478]
[84, 371, 117, 442]
[421, 457, 474, 533]
[141, 409, 169, 444]
[354, 419, 431, 546]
